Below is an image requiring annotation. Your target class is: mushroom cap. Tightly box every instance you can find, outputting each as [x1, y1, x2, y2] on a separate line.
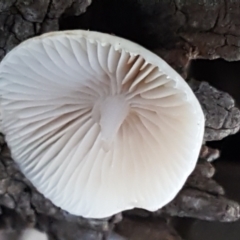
[0, 30, 205, 218]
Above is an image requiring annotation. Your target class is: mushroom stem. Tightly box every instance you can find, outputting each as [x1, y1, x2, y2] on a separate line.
[96, 95, 130, 150]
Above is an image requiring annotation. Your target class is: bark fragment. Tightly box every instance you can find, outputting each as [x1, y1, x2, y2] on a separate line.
[189, 79, 240, 141]
[186, 175, 225, 195]
[199, 145, 220, 162]
[157, 189, 240, 222]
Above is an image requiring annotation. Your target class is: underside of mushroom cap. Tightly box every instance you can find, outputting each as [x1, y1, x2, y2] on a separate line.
[0, 30, 205, 218]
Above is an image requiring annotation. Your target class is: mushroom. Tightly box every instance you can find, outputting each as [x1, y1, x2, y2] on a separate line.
[0, 30, 204, 218]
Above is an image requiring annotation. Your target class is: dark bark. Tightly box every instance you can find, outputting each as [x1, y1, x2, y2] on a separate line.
[56, 0, 240, 74]
[114, 218, 183, 240]
[2, 0, 240, 63]
[0, 0, 92, 60]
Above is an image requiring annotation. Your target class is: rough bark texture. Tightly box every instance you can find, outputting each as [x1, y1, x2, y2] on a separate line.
[189, 80, 240, 142]
[1, 0, 240, 239]
[157, 189, 240, 222]
[2, 0, 240, 63]
[56, 0, 240, 74]
[0, 0, 92, 60]
[115, 218, 183, 240]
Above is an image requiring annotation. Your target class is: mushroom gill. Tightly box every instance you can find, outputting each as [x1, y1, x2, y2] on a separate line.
[0, 30, 205, 218]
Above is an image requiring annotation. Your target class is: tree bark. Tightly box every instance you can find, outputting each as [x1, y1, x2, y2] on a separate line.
[57, 0, 240, 73]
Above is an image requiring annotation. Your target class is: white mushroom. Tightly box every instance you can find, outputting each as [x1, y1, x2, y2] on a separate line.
[0, 30, 205, 218]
